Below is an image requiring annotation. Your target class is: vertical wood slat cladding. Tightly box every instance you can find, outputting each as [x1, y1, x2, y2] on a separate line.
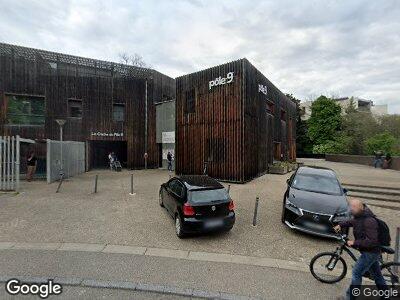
[0, 43, 175, 169]
[176, 58, 296, 183]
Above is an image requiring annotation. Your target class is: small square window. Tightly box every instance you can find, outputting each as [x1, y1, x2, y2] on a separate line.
[68, 99, 83, 118]
[113, 104, 125, 122]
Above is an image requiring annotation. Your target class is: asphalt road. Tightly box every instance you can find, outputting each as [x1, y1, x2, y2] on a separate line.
[0, 249, 347, 300]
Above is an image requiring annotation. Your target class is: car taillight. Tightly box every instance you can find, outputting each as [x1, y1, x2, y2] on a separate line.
[228, 200, 235, 211]
[183, 203, 195, 216]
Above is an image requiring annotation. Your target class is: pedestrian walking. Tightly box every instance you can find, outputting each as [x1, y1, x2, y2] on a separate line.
[167, 151, 173, 171]
[334, 198, 389, 300]
[26, 151, 37, 181]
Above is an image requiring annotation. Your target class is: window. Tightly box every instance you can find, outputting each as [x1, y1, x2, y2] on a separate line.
[6, 94, 45, 125]
[267, 101, 275, 114]
[185, 89, 195, 114]
[68, 99, 83, 118]
[168, 179, 184, 197]
[281, 109, 286, 121]
[113, 104, 125, 122]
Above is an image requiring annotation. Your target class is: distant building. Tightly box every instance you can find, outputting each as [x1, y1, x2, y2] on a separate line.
[300, 97, 388, 121]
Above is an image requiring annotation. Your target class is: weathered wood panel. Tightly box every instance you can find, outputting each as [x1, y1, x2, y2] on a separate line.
[176, 58, 296, 183]
[0, 43, 175, 169]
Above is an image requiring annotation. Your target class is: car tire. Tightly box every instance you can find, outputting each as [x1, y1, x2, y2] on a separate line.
[175, 214, 184, 238]
[159, 190, 164, 207]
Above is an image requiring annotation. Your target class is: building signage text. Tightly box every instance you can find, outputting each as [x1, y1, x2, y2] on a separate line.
[91, 132, 124, 137]
[209, 72, 234, 90]
[162, 131, 175, 144]
[258, 84, 268, 96]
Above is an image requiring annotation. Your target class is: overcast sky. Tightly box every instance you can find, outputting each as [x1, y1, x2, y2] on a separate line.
[0, 0, 399, 113]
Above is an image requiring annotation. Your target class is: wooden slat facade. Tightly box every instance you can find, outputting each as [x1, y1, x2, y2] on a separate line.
[176, 58, 296, 183]
[0, 43, 175, 169]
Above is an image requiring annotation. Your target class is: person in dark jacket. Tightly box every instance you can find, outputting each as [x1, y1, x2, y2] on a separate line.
[334, 198, 387, 299]
[167, 151, 173, 171]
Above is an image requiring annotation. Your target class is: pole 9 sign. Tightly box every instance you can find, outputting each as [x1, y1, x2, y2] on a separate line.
[209, 72, 234, 90]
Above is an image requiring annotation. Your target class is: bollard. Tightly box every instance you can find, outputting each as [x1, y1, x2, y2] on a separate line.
[94, 174, 98, 193]
[227, 184, 230, 194]
[395, 227, 400, 273]
[56, 175, 64, 193]
[129, 173, 136, 195]
[252, 197, 259, 226]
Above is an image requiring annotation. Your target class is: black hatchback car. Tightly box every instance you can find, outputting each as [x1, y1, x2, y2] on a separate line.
[159, 175, 235, 238]
[282, 166, 350, 239]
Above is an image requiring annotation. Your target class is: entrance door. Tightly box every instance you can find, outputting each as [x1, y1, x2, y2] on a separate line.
[273, 142, 281, 161]
[90, 140, 127, 169]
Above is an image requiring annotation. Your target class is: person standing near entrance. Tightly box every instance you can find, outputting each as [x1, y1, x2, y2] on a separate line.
[167, 151, 173, 171]
[26, 151, 37, 181]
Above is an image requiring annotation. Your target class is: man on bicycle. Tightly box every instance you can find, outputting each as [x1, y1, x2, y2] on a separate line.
[334, 198, 387, 299]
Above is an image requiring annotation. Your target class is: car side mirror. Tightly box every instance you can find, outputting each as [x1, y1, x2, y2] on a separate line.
[343, 188, 348, 194]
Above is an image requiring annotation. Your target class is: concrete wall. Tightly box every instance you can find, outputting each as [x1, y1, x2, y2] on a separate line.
[326, 154, 400, 171]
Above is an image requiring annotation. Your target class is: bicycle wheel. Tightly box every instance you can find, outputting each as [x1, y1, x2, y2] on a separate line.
[310, 252, 347, 284]
[380, 262, 400, 287]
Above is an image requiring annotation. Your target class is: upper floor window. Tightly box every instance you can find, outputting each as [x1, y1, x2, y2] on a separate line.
[68, 99, 83, 118]
[185, 89, 195, 114]
[6, 94, 45, 125]
[113, 104, 125, 122]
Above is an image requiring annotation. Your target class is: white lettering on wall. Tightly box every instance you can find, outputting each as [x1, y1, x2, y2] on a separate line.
[91, 132, 124, 137]
[209, 72, 234, 90]
[258, 84, 268, 96]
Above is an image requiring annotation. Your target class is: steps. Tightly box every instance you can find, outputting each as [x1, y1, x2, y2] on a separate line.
[342, 183, 400, 210]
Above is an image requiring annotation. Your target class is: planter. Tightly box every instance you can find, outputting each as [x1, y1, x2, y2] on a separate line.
[269, 164, 289, 174]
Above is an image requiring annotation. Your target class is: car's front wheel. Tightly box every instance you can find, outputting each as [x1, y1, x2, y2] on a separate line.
[175, 214, 184, 238]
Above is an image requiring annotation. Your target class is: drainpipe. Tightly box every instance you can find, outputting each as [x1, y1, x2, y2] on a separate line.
[144, 80, 148, 169]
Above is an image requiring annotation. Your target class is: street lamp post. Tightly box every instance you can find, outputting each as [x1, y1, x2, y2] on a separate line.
[55, 119, 66, 178]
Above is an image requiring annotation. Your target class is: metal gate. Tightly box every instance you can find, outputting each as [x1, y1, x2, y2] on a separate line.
[0, 135, 20, 191]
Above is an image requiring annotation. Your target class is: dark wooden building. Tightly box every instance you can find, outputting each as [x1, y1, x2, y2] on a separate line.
[176, 58, 296, 183]
[0, 43, 175, 169]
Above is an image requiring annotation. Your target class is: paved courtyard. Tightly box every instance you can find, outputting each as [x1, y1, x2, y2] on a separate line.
[0, 159, 399, 262]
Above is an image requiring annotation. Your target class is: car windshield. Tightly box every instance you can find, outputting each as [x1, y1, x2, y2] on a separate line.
[188, 188, 230, 204]
[292, 173, 342, 195]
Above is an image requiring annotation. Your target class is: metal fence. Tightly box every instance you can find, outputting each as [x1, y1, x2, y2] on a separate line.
[47, 139, 85, 183]
[0, 136, 20, 191]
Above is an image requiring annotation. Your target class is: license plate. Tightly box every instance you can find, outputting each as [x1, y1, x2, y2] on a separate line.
[303, 221, 327, 232]
[204, 219, 223, 229]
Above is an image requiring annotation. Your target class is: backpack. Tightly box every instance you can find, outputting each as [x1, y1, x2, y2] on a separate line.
[374, 217, 391, 246]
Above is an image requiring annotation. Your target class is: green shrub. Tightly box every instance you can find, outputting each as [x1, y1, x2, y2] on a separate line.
[364, 132, 400, 155]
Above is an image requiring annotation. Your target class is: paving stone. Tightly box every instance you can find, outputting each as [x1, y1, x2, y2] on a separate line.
[192, 289, 221, 299]
[188, 251, 233, 263]
[58, 243, 105, 252]
[0, 242, 15, 250]
[136, 282, 166, 293]
[102, 244, 146, 255]
[53, 276, 83, 286]
[145, 247, 189, 259]
[12, 242, 61, 251]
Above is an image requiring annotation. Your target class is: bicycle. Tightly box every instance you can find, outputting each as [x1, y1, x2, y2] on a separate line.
[309, 231, 400, 286]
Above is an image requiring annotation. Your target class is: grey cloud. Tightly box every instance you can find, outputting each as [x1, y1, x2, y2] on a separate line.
[0, 0, 399, 113]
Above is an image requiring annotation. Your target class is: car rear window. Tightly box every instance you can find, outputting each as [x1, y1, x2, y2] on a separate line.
[188, 188, 230, 204]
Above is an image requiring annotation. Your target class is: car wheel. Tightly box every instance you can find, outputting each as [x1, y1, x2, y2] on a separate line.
[159, 190, 164, 207]
[175, 214, 184, 238]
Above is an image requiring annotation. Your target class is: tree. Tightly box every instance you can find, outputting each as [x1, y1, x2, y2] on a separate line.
[364, 132, 400, 155]
[118, 52, 148, 68]
[380, 115, 400, 138]
[307, 96, 342, 145]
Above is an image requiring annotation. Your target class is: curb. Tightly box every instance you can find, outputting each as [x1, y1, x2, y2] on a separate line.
[0, 275, 261, 300]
